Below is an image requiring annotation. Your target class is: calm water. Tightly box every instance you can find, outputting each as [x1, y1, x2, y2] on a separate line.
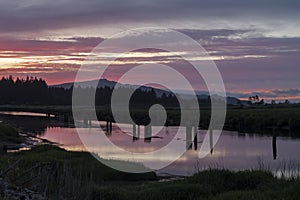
[1, 112, 300, 176]
[0, 111, 55, 117]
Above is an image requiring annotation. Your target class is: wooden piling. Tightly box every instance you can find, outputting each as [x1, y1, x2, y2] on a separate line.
[132, 124, 137, 141]
[144, 125, 152, 143]
[186, 126, 192, 150]
[209, 127, 213, 154]
[106, 121, 109, 132]
[194, 126, 198, 150]
[109, 121, 112, 133]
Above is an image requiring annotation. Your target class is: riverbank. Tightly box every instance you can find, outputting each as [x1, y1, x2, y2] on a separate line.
[0, 123, 45, 153]
[0, 123, 23, 144]
[1, 104, 300, 135]
[91, 170, 300, 200]
[0, 124, 299, 199]
[0, 145, 157, 199]
[0, 145, 299, 199]
[0, 123, 26, 154]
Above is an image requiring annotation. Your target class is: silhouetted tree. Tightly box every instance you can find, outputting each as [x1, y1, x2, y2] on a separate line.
[0, 76, 181, 108]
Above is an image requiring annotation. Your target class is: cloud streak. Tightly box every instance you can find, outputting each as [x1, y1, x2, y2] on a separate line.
[0, 0, 299, 37]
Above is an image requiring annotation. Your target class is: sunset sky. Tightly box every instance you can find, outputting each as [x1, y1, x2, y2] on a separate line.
[0, 0, 299, 101]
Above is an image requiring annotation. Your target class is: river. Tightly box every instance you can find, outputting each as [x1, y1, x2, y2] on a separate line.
[1, 111, 300, 177]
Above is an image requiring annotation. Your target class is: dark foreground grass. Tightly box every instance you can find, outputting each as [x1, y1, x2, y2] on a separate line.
[91, 170, 300, 200]
[0, 145, 299, 199]
[0, 145, 156, 199]
[0, 123, 23, 144]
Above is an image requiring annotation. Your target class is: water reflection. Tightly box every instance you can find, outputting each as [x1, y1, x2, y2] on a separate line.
[194, 127, 198, 150]
[39, 125, 300, 176]
[273, 135, 277, 160]
[1, 112, 300, 176]
[0, 111, 55, 118]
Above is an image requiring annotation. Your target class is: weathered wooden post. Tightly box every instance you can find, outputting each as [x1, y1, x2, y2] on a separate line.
[132, 124, 137, 141]
[109, 121, 113, 133]
[144, 125, 152, 143]
[106, 121, 109, 132]
[137, 125, 141, 139]
[209, 127, 213, 154]
[186, 126, 192, 150]
[272, 128, 277, 160]
[194, 126, 198, 150]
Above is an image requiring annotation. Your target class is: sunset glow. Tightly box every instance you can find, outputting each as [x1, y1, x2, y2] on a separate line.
[0, 0, 299, 100]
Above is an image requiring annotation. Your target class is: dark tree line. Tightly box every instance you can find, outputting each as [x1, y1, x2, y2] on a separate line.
[0, 76, 71, 105]
[0, 76, 185, 107]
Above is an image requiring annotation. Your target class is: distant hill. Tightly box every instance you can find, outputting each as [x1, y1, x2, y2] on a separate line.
[51, 79, 170, 97]
[51, 79, 242, 105]
[51, 79, 116, 90]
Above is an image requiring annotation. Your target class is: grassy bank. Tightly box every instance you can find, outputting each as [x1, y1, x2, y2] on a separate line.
[223, 106, 300, 135]
[0, 144, 299, 199]
[0, 123, 23, 144]
[91, 170, 300, 200]
[0, 145, 156, 199]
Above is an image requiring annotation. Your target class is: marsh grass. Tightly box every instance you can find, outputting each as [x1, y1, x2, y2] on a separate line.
[0, 123, 23, 144]
[0, 145, 157, 199]
[1, 145, 299, 199]
[91, 169, 300, 200]
[257, 158, 300, 179]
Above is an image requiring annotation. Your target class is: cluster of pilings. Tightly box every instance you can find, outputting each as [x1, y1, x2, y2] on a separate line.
[46, 112, 73, 124]
[185, 126, 200, 150]
[106, 120, 113, 134]
[131, 124, 152, 142]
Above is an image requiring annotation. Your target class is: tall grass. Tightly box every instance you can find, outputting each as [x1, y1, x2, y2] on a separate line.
[257, 158, 300, 179]
[0, 123, 23, 144]
[0, 145, 156, 199]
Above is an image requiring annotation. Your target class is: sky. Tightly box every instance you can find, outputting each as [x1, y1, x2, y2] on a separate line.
[0, 0, 299, 101]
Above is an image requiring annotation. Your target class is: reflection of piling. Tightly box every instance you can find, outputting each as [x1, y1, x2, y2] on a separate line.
[194, 127, 198, 150]
[186, 126, 192, 150]
[272, 135, 277, 160]
[209, 127, 213, 154]
[166, 126, 169, 134]
[106, 121, 113, 134]
[272, 129, 277, 160]
[132, 124, 138, 141]
[137, 125, 140, 138]
[144, 125, 152, 143]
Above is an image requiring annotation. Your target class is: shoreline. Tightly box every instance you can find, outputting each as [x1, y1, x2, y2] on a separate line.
[1, 123, 300, 199]
[0, 105, 300, 135]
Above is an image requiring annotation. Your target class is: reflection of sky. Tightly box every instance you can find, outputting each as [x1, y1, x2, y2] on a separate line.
[0, 112, 54, 117]
[40, 125, 300, 176]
